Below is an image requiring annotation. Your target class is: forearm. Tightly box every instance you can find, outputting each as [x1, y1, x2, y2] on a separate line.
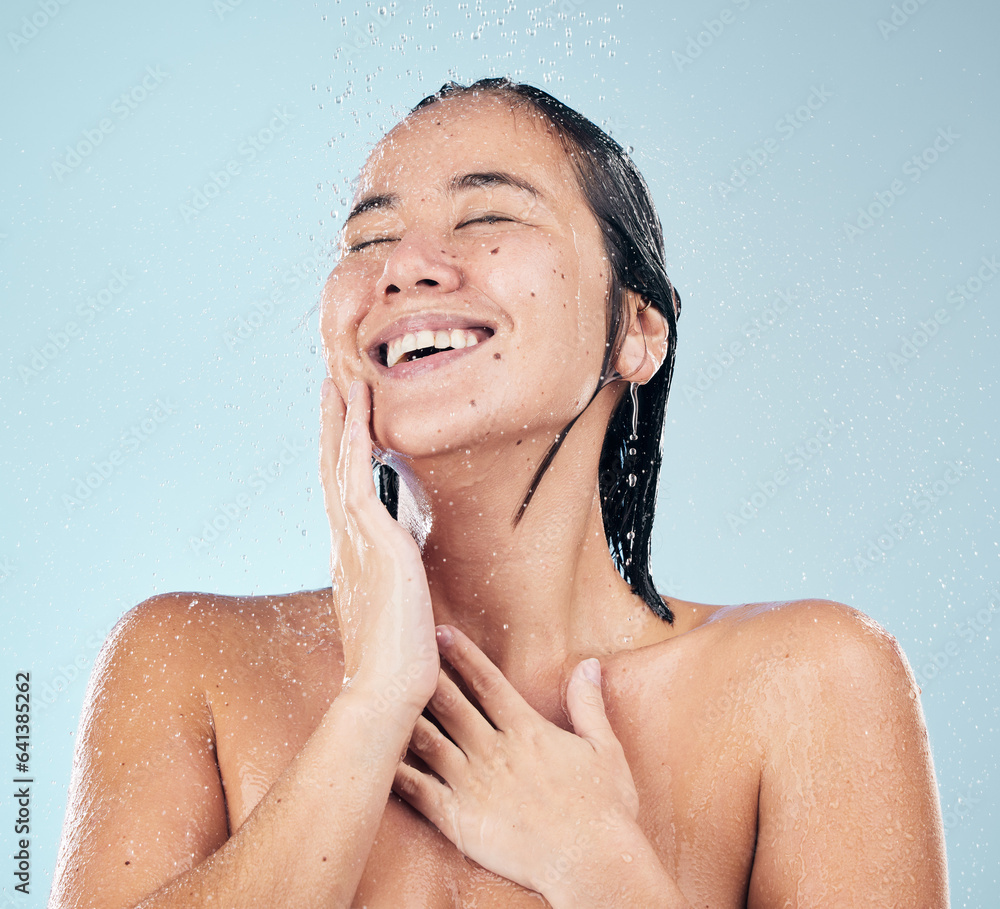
[132, 684, 421, 909]
[541, 822, 692, 909]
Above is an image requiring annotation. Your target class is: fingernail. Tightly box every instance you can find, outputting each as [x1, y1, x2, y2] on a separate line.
[349, 419, 360, 441]
[436, 626, 453, 646]
[581, 658, 601, 686]
[348, 380, 361, 402]
[321, 378, 333, 401]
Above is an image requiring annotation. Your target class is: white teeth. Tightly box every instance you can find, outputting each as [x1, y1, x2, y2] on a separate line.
[384, 327, 485, 368]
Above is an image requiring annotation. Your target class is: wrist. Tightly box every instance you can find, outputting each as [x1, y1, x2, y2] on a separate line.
[340, 667, 433, 720]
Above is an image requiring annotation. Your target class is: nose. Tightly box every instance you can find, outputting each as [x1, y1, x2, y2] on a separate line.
[375, 229, 464, 300]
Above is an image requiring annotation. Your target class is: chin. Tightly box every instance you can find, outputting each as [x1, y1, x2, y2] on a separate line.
[372, 406, 502, 467]
[374, 425, 467, 463]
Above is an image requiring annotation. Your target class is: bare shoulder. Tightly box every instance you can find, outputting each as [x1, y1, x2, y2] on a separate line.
[721, 598, 930, 772]
[99, 586, 342, 685]
[678, 599, 948, 907]
[636, 596, 925, 756]
[667, 595, 914, 689]
[726, 597, 914, 696]
[78, 586, 343, 764]
[638, 598, 947, 905]
[50, 587, 344, 908]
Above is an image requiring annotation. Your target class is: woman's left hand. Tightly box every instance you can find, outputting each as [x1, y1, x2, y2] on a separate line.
[391, 624, 647, 900]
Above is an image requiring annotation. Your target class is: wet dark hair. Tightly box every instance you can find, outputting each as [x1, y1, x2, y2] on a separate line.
[374, 78, 681, 623]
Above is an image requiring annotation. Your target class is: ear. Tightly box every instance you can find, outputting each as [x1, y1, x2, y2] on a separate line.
[613, 290, 670, 384]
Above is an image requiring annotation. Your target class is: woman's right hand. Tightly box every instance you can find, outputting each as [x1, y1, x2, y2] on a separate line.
[320, 377, 440, 712]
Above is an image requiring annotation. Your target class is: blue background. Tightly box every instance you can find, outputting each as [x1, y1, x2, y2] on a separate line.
[1, 0, 996, 905]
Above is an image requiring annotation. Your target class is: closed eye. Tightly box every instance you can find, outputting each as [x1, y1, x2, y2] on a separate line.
[458, 215, 516, 227]
[345, 237, 398, 253]
[345, 216, 517, 253]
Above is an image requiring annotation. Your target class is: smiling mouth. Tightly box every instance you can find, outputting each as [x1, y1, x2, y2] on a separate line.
[381, 327, 494, 368]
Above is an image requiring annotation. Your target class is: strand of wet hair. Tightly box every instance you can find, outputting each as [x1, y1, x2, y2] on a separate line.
[510, 370, 620, 528]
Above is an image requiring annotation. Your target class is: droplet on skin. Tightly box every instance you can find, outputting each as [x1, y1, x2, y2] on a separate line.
[621, 853, 633, 863]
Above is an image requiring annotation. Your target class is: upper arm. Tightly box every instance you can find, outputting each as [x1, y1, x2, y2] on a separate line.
[746, 600, 949, 909]
[49, 595, 230, 909]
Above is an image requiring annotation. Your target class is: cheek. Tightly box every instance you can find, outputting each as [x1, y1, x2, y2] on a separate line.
[490, 235, 589, 311]
[495, 242, 607, 366]
[320, 275, 365, 381]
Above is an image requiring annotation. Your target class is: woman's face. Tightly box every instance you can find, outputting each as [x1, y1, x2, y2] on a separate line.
[321, 94, 615, 462]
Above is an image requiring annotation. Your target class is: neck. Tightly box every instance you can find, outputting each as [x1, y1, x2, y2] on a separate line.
[394, 406, 672, 711]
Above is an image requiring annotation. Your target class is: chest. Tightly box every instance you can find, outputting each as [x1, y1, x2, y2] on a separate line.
[211, 650, 761, 908]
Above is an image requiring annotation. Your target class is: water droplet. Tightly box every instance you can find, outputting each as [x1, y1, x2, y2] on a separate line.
[627, 473, 637, 487]
[628, 383, 639, 440]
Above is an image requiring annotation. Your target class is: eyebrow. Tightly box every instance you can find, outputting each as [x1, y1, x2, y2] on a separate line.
[449, 171, 541, 197]
[344, 171, 542, 225]
[344, 193, 397, 224]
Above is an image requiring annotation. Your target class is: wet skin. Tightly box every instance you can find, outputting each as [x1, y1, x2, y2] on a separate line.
[50, 589, 946, 908]
[50, 95, 948, 908]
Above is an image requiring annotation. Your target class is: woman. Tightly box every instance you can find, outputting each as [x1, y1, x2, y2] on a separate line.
[50, 79, 949, 908]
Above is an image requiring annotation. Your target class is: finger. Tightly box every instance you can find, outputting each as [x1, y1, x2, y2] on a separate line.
[406, 713, 468, 781]
[393, 760, 456, 842]
[565, 659, 619, 752]
[434, 625, 532, 730]
[338, 381, 379, 526]
[423, 668, 496, 758]
[319, 378, 348, 537]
